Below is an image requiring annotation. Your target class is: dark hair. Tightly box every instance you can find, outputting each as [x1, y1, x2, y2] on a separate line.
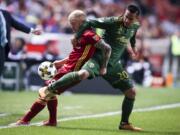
[127, 4, 140, 16]
[15, 37, 25, 46]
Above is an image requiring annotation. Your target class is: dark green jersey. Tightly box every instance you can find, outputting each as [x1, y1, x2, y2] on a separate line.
[76, 16, 140, 66]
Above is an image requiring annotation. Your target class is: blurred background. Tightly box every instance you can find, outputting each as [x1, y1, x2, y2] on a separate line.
[0, 0, 179, 93]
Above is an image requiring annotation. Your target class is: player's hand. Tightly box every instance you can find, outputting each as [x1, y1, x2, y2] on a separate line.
[53, 60, 64, 69]
[71, 36, 78, 48]
[128, 47, 139, 60]
[100, 67, 107, 75]
[31, 28, 42, 35]
[53, 58, 68, 69]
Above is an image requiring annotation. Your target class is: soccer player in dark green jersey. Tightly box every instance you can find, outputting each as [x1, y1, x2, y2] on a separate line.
[40, 4, 142, 131]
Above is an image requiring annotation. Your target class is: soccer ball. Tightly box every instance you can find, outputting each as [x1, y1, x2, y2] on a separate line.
[38, 61, 57, 80]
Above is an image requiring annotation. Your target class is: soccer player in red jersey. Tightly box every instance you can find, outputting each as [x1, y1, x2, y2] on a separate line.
[14, 10, 111, 126]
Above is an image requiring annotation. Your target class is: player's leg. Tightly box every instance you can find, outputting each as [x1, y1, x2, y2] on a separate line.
[38, 59, 100, 126]
[42, 71, 68, 126]
[16, 92, 48, 125]
[47, 59, 100, 94]
[15, 67, 70, 126]
[43, 96, 58, 126]
[103, 63, 142, 131]
[47, 71, 81, 94]
[14, 86, 56, 125]
[38, 68, 90, 126]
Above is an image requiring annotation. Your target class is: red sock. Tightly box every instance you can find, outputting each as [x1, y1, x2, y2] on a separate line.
[21, 99, 46, 122]
[47, 96, 58, 123]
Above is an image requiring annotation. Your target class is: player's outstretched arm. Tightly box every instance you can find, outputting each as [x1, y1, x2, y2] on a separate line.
[75, 17, 114, 39]
[30, 28, 42, 35]
[53, 57, 68, 69]
[94, 39, 111, 75]
[5, 10, 42, 35]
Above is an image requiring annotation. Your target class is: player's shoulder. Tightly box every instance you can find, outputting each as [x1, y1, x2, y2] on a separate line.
[94, 16, 119, 24]
[82, 29, 96, 37]
[131, 21, 140, 29]
[104, 16, 119, 23]
[81, 29, 100, 42]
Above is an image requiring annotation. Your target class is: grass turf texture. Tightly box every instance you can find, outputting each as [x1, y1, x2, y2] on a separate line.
[0, 87, 180, 135]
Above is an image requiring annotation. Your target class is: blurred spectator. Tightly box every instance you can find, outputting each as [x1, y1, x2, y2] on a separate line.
[1, 0, 179, 87]
[0, 0, 178, 37]
[8, 37, 26, 60]
[127, 58, 152, 86]
[43, 40, 61, 61]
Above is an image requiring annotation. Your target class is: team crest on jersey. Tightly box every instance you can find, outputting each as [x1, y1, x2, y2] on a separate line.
[88, 62, 95, 68]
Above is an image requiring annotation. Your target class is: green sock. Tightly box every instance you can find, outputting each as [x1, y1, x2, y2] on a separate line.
[121, 97, 135, 124]
[48, 72, 81, 92]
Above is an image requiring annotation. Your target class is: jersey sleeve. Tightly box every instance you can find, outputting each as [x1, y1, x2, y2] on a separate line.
[132, 22, 140, 31]
[83, 31, 101, 45]
[88, 17, 117, 29]
[3, 10, 31, 33]
[130, 31, 137, 48]
[76, 17, 117, 39]
[130, 22, 140, 48]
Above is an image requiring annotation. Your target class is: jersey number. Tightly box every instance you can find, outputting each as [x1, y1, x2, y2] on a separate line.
[117, 71, 129, 80]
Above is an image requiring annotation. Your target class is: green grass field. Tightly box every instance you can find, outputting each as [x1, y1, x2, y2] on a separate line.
[0, 87, 180, 135]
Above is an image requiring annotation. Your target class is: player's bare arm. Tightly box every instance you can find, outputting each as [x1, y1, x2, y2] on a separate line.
[53, 57, 68, 68]
[94, 39, 111, 75]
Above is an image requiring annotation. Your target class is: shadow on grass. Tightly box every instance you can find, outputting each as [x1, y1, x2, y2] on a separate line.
[142, 130, 180, 135]
[58, 126, 120, 133]
[57, 126, 180, 135]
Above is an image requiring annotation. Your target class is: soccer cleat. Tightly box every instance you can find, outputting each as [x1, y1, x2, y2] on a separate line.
[42, 120, 57, 127]
[9, 119, 29, 126]
[119, 122, 142, 131]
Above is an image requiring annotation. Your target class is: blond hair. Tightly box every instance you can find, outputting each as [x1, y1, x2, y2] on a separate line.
[68, 10, 86, 22]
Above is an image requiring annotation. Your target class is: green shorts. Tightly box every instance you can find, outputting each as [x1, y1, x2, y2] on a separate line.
[82, 58, 134, 92]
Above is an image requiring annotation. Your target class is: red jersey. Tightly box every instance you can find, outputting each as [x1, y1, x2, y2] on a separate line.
[47, 29, 100, 93]
[58, 29, 101, 74]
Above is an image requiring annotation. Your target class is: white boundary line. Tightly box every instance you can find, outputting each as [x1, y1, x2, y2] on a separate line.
[1, 103, 180, 129]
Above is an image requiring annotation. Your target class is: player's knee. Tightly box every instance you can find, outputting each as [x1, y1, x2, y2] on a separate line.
[37, 97, 47, 105]
[124, 88, 136, 99]
[78, 69, 89, 80]
[38, 86, 55, 101]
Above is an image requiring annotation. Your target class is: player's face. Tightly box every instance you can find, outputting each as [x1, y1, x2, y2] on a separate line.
[123, 10, 137, 27]
[70, 19, 82, 32]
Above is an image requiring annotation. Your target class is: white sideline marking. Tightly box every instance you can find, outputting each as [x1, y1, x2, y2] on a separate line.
[1, 103, 180, 129]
